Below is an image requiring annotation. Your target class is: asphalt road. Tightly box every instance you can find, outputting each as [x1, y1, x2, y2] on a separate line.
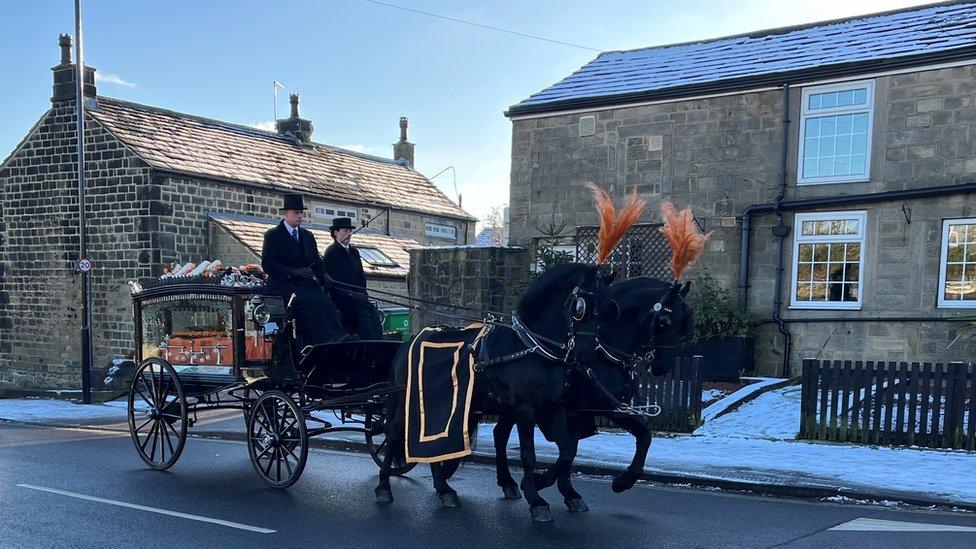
[1, 421, 975, 548]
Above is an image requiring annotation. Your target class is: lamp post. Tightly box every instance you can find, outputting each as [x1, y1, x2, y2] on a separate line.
[75, 0, 93, 404]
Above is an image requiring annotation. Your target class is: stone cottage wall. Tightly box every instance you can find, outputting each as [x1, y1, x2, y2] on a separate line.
[509, 64, 976, 375]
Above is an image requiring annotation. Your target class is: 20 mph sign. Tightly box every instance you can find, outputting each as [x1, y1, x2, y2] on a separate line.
[77, 259, 92, 273]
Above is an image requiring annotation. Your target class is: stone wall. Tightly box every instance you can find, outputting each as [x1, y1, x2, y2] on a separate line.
[407, 247, 530, 332]
[509, 64, 976, 375]
[0, 102, 152, 388]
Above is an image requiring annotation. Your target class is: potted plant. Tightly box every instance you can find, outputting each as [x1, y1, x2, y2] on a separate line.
[678, 272, 759, 382]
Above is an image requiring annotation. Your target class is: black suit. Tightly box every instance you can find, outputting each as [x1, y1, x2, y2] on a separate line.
[261, 221, 346, 345]
[323, 241, 383, 340]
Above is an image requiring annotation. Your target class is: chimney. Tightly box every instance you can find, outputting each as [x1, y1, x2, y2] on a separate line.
[51, 34, 97, 104]
[393, 116, 415, 168]
[276, 93, 314, 144]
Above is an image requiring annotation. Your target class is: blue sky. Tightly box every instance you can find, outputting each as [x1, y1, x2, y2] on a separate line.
[0, 0, 932, 223]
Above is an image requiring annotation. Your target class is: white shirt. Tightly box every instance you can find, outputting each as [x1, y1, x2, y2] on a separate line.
[283, 220, 300, 238]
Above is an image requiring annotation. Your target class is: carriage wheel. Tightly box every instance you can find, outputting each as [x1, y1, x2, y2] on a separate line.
[127, 358, 188, 470]
[365, 411, 416, 476]
[247, 391, 308, 488]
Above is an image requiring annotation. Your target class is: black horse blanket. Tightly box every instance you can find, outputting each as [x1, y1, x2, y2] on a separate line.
[404, 324, 488, 463]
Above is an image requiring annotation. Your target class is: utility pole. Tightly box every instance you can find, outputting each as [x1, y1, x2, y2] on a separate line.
[75, 0, 93, 404]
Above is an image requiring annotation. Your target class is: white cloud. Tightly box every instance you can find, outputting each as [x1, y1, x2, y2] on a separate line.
[338, 144, 372, 154]
[94, 73, 136, 88]
[247, 121, 277, 132]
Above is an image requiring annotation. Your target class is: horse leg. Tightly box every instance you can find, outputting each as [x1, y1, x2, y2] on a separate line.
[430, 461, 461, 508]
[609, 415, 652, 493]
[514, 414, 552, 522]
[531, 408, 586, 512]
[531, 408, 576, 490]
[493, 417, 520, 499]
[374, 405, 405, 504]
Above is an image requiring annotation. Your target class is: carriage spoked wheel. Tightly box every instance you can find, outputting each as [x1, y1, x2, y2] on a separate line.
[365, 411, 416, 476]
[247, 390, 308, 488]
[127, 358, 188, 470]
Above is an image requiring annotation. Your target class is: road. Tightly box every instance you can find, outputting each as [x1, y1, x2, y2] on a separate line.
[1, 421, 975, 548]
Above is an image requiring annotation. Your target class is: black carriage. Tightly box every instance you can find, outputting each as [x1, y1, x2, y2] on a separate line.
[127, 280, 415, 487]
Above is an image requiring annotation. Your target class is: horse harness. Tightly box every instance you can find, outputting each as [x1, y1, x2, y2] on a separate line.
[469, 285, 670, 419]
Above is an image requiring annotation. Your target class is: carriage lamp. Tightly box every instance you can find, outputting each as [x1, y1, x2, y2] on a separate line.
[252, 304, 272, 325]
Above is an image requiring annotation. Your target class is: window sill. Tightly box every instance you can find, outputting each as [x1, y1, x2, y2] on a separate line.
[937, 302, 976, 309]
[789, 304, 863, 311]
[797, 177, 870, 186]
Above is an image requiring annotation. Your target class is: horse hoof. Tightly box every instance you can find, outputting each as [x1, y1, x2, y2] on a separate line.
[612, 473, 637, 493]
[565, 498, 589, 513]
[375, 487, 393, 504]
[440, 492, 461, 508]
[502, 485, 522, 500]
[530, 505, 554, 523]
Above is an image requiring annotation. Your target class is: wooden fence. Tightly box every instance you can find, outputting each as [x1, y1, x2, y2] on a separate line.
[800, 359, 976, 450]
[594, 355, 703, 433]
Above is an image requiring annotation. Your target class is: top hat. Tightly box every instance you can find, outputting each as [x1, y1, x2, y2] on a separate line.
[329, 217, 356, 231]
[280, 193, 307, 211]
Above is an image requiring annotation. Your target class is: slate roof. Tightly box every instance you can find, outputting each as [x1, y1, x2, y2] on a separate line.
[88, 97, 475, 220]
[208, 213, 417, 278]
[474, 227, 505, 247]
[509, 1, 976, 116]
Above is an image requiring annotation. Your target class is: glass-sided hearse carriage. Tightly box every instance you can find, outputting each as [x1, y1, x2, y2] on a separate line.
[128, 277, 415, 488]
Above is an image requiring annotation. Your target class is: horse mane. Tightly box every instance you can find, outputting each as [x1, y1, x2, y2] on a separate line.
[586, 183, 646, 264]
[658, 201, 709, 281]
[517, 263, 592, 315]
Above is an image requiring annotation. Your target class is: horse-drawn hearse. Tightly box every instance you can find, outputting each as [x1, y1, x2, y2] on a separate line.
[126, 272, 415, 488]
[125, 190, 705, 522]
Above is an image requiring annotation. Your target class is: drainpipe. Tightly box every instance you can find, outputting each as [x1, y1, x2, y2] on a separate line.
[771, 84, 793, 378]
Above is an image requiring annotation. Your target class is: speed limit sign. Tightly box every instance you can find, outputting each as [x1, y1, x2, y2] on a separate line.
[77, 259, 92, 273]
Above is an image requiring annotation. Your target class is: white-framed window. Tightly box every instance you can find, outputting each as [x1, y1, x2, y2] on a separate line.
[312, 202, 358, 221]
[425, 222, 457, 239]
[798, 80, 874, 185]
[938, 218, 976, 308]
[358, 246, 398, 268]
[791, 211, 866, 310]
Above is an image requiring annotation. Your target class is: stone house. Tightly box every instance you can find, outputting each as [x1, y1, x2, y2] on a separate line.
[0, 36, 475, 389]
[505, 2, 976, 376]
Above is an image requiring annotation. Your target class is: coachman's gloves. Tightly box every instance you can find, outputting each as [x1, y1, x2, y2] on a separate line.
[290, 267, 317, 282]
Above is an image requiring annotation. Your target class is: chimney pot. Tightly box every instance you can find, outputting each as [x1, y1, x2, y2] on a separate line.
[393, 116, 415, 169]
[289, 93, 300, 118]
[58, 34, 72, 65]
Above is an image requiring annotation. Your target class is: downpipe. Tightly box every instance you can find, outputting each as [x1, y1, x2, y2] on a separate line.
[771, 84, 793, 378]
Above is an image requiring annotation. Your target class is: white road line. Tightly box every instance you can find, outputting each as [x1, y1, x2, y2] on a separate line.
[830, 517, 976, 532]
[16, 484, 276, 534]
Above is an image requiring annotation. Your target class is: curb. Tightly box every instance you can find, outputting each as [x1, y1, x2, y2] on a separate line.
[4, 418, 974, 513]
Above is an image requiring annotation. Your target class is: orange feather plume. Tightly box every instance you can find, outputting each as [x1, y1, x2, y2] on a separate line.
[658, 201, 709, 281]
[586, 183, 646, 264]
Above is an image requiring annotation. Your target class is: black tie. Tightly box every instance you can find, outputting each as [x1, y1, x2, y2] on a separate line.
[292, 228, 299, 242]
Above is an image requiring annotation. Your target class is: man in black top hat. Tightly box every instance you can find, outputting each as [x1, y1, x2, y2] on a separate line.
[322, 217, 384, 340]
[261, 193, 348, 345]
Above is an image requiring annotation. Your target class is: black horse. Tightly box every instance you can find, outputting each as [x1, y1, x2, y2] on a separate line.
[374, 263, 616, 522]
[490, 276, 694, 511]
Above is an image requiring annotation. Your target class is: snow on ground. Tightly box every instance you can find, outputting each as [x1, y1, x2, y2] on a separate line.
[695, 384, 801, 440]
[0, 398, 128, 424]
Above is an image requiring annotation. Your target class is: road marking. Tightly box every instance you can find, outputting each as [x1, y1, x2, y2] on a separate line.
[830, 517, 976, 532]
[16, 484, 276, 534]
